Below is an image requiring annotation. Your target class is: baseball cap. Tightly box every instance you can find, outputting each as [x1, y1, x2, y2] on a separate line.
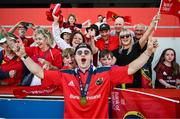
[86, 24, 99, 36]
[75, 43, 92, 54]
[99, 23, 110, 31]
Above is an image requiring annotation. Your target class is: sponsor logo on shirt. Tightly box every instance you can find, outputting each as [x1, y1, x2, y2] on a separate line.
[163, 71, 167, 75]
[70, 94, 101, 100]
[68, 80, 75, 87]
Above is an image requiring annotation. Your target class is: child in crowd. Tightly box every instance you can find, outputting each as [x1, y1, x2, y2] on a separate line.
[154, 48, 180, 89]
[99, 49, 114, 67]
[62, 48, 76, 69]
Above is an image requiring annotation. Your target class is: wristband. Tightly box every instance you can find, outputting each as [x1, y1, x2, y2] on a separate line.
[21, 54, 29, 61]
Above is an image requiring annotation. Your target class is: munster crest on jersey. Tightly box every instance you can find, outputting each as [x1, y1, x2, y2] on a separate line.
[96, 77, 103, 85]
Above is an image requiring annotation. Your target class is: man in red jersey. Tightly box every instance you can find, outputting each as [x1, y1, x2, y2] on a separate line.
[95, 23, 119, 52]
[11, 37, 158, 118]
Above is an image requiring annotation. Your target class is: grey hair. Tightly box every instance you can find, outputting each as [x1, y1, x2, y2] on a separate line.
[133, 23, 147, 31]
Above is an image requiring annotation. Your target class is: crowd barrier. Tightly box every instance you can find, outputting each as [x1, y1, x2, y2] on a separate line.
[0, 86, 179, 118]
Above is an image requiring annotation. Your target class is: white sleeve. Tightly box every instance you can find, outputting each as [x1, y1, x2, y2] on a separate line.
[52, 22, 72, 50]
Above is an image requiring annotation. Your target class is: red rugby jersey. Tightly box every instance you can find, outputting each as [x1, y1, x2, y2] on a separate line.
[43, 65, 133, 118]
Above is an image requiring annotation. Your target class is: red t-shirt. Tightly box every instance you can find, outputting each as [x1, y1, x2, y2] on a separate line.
[155, 63, 179, 88]
[1, 51, 23, 85]
[43, 65, 133, 118]
[21, 36, 34, 47]
[25, 47, 62, 69]
[95, 36, 119, 51]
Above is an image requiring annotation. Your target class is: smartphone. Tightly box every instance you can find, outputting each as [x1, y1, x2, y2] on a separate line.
[21, 22, 34, 28]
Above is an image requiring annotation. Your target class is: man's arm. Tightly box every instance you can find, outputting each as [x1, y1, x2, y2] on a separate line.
[6, 36, 44, 79]
[139, 14, 160, 49]
[128, 35, 158, 75]
[8, 21, 22, 33]
[21, 55, 44, 79]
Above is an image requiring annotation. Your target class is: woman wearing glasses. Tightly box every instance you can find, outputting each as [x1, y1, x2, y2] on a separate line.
[10, 38, 158, 118]
[113, 14, 160, 88]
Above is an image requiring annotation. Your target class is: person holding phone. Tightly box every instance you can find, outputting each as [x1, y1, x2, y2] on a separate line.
[9, 21, 34, 47]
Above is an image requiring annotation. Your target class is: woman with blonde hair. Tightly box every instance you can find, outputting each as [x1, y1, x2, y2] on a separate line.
[20, 26, 63, 86]
[113, 14, 160, 88]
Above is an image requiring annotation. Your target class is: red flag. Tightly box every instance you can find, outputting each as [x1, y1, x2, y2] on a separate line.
[45, 3, 64, 27]
[160, 0, 180, 18]
[141, 69, 152, 88]
[111, 89, 179, 118]
[106, 11, 132, 24]
[106, 11, 119, 21]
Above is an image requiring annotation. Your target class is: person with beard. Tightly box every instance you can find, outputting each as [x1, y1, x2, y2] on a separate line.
[9, 21, 34, 47]
[10, 32, 158, 118]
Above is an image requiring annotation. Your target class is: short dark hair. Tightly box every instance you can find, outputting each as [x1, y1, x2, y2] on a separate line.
[75, 43, 92, 54]
[99, 49, 113, 59]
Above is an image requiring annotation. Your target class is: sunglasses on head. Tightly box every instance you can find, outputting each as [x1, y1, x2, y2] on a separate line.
[76, 50, 90, 56]
[120, 34, 131, 38]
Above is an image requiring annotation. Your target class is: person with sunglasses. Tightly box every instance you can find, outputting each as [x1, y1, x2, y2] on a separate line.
[113, 14, 160, 88]
[9, 31, 158, 118]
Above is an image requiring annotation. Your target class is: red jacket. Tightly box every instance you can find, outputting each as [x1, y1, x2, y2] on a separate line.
[1, 51, 23, 85]
[95, 36, 119, 51]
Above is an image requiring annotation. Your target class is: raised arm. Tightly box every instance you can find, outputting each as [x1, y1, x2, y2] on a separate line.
[128, 34, 158, 75]
[86, 29, 99, 54]
[52, 14, 72, 50]
[82, 19, 91, 28]
[139, 14, 160, 49]
[8, 21, 22, 33]
[7, 37, 44, 79]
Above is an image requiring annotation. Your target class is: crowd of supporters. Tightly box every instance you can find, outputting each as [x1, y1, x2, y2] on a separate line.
[0, 10, 179, 89]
